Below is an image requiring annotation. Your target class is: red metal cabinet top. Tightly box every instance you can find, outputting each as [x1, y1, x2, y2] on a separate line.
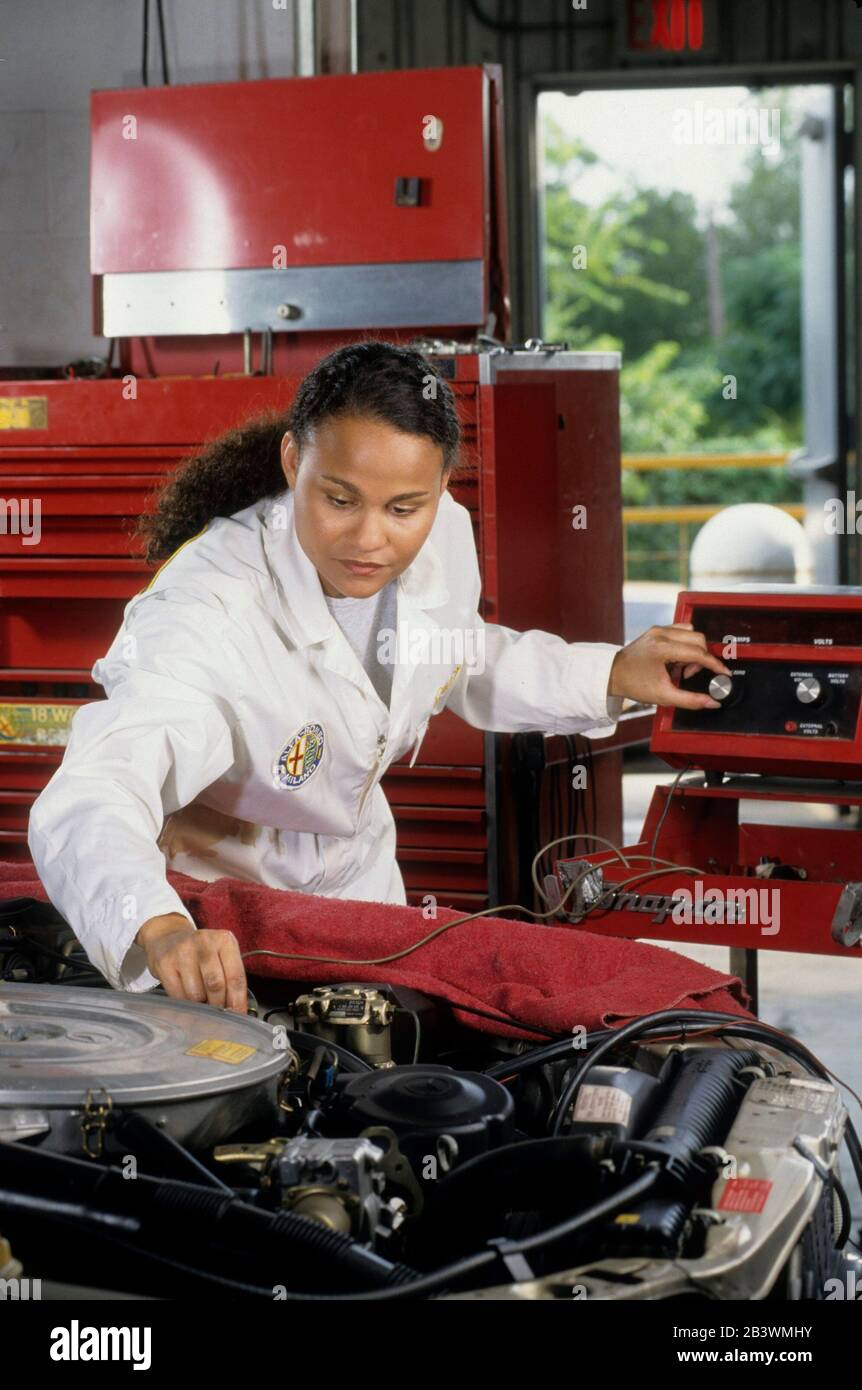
[91, 66, 494, 274]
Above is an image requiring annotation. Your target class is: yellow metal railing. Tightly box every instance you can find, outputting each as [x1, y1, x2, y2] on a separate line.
[622, 451, 791, 471]
[620, 452, 802, 585]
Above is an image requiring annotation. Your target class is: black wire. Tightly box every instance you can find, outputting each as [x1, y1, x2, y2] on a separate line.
[533, 760, 544, 897]
[395, 1007, 422, 1064]
[566, 735, 577, 848]
[156, 0, 169, 84]
[551, 758, 561, 894]
[489, 1018, 754, 1085]
[486, 1028, 610, 1079]
[505, 1167, 660, 1257]
[5, 1163, 657, 1302]
[141, 0, 149, 86]
[571, 735, 584, 846]
[649, 764, 692, 860]
[0, 939, 100, 979]
[0, 1198, 291, 1300]
[542, 760, 552, 895]
[544, 1008, 862, 1193]
[87, 1214, 493, 1301]
[563, 735, 572, 848]
[445, 997, 563, 1040]
[550, 761, 559, 896]
[555, 758, 564, 878]
[260, 1011, 374, 1073]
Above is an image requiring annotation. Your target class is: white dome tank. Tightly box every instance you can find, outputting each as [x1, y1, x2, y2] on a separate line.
[690, 504, 813, 588]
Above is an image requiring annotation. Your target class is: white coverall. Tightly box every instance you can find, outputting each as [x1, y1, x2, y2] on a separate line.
[27, 487, 623, 992]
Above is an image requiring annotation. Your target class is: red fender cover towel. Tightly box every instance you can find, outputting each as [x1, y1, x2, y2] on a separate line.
[1, 862, 754, 1038]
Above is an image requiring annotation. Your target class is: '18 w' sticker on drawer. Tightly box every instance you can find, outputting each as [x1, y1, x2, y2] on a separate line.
[0, 703, 76, 746]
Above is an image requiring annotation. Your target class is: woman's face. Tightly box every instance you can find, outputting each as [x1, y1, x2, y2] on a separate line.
[280, 413, 450, 598]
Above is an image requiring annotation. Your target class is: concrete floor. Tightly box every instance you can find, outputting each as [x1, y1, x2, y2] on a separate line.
[622, 761, 862, 1234]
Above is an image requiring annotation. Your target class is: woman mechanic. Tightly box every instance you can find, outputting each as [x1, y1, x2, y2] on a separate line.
[27, 341, 729, 1013]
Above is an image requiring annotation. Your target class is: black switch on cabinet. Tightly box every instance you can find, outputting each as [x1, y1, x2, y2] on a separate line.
[395, 177, 422, 206]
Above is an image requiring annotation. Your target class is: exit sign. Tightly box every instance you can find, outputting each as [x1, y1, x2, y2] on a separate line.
[619, 0, 719, 61]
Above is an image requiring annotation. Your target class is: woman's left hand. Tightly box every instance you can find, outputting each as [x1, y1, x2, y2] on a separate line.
[608, 622, 732, 711]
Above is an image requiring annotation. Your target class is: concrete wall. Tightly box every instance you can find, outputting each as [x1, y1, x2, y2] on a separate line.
[0, 0, 298, 368]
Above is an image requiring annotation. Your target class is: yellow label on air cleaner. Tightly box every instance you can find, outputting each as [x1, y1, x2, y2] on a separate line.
[0, 703, 76, 747]
[0, 396, 49, 430]
[186, 1039, 257, 1064]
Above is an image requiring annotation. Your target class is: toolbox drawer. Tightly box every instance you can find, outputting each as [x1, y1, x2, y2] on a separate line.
[0, 476, 158, 556]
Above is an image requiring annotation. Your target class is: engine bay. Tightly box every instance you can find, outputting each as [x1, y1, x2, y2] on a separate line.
[2, 952, 860, 1302]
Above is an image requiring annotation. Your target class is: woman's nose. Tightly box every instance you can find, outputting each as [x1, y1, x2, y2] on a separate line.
[350, 511, 388, 554]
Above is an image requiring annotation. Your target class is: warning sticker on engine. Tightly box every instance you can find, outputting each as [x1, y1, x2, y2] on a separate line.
[717, 1177, 773, 1213]
[572, 1084, 632, 1127]
[750, 1078, 833, 1115]
[186, 1039, 256, 1064]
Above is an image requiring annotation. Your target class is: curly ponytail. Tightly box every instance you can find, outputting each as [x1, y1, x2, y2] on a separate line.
[134, 340, 461, 563]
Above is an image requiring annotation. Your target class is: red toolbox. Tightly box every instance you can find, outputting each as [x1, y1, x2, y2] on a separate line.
[2, 66, 626, 906]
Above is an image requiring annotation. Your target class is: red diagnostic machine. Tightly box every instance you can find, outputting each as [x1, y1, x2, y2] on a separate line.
[554, 586, 862, 1010]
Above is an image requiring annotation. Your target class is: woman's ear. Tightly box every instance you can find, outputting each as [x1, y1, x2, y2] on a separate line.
[281, 431, 298, 488]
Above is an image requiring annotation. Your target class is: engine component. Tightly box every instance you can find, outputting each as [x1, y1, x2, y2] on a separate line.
[445, 1055, 850, 1300]
[1, 978, 855, 1302]
[0, 1134, 419, 1296]
[0, 896, 85, 985]
[273, 1135, 407, 1245]
[0, 983, 289, 1152]
[563, 1064, 661, 1144]
[613, 1048, 762, 1183]
[598, 1197, 690, 1258]
[215, 1123, 423, 1244]
[292, 985, 396, 1068]
[332, 1064, 514, 1173]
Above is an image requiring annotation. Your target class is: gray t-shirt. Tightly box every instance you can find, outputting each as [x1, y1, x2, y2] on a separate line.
[324, 579, 398, 709]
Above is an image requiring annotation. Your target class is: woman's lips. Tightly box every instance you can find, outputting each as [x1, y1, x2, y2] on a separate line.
[339, 560, 385, 575]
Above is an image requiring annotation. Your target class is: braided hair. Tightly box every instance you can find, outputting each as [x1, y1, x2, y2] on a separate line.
[134, 340, 461, 563]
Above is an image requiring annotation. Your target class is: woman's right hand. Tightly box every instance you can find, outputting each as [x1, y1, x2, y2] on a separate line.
[135, 913, 248, 1013]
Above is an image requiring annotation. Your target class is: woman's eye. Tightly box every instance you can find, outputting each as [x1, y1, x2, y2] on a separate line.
[326, 495, 415, 517]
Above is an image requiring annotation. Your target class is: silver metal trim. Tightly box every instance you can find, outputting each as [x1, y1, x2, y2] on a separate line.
[487, 350, 620, 381]
[99, 261, 486, 336]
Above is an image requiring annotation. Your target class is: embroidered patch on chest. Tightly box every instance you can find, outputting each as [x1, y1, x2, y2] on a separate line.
[273, 722, 326, 789]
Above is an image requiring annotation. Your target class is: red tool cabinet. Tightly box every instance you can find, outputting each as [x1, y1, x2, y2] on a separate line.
[0, 356, 623, 909]
[0, 65, 626, 913]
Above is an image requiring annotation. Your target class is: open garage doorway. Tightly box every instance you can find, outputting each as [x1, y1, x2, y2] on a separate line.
[537, 82, 854, 625]
[537, 80, 861, 1232]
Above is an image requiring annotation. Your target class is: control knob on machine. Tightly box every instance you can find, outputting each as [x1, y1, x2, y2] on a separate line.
[708, 674, 734, 703]
[795, 677, 822, 706]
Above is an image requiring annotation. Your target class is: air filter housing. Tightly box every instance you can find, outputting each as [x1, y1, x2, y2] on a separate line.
[0, 983, 288, 1152]
[332, 1063, 514, 1170]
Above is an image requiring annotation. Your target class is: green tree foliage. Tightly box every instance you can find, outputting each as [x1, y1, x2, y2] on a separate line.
[541, 94, 805, 579]
[543, 119, 693, 350]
